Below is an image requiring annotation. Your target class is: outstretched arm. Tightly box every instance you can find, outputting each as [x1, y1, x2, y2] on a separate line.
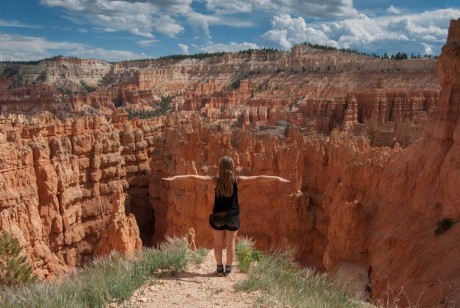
[162, 175, 216, 186]
[236, 175, 290, 187]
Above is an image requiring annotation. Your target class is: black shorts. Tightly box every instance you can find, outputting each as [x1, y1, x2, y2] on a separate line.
[209, 212, 240, 231]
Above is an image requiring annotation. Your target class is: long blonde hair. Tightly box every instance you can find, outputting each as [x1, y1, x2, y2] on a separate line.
[215, 156, 235, 197]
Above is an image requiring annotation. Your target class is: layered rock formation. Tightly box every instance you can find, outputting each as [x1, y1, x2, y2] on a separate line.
[1, 45, 440, 148]
[95, 190, 142, 257]
[0, 113, 142, 279]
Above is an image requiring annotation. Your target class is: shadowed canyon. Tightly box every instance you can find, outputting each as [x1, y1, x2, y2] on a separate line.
[1, 18, 459, 307]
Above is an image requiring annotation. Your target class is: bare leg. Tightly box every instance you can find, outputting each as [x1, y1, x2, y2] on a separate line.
[212, 229, 225, 265]
[224, 230, 238, 266]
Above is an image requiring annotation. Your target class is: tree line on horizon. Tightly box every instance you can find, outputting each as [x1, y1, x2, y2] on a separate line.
[0, 43, 438, 66]
[299, 42, 438, 60]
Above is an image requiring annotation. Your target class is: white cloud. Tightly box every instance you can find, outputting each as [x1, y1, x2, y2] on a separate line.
[0, 19, 41, 28]
[40, 0, 189, 38]
[205, 0, 252, 14]
[386, 5, 401, 15]
[422, 43, 433, 55]
[201, 41, 258, 53]
[204, 0, 358, 18]
[178, 43, 189, 54]
[130, 28, 155, 38]
[143, 0, 193, 15]
[138, 39, 159, 48]
[262, 29, 291, 49]
[102, 28, 117, 33]
[188, 12, 215, 40]
[153, 15, 184, 36]
[40, 0, 86, 11]
[262, 14, 337, 49]
[262, 9, 460, 55]
[0, 33, 147, 62]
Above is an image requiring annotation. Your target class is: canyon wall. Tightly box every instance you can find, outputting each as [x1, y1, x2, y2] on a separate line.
[0, 107, 393, 281]
[1, 46, 440, 148]
[365, 19, 460, 306]
[0, 113, 143, 278]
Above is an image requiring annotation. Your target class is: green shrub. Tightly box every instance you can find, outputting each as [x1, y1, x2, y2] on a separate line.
[230, 78, 241, 90]
[127, 95, 174, 120]
[80, 81, 96, 93]
[0, 231, 37, 288]
[1, 66, 19, 78]
[235, 237, 262, 273]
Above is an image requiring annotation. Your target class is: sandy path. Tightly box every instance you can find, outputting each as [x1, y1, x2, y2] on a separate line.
[110, 250, 262, 308]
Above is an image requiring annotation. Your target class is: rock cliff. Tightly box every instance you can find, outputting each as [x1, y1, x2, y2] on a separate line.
[0, 112, 141, 278]
[365, 18, 460, 306]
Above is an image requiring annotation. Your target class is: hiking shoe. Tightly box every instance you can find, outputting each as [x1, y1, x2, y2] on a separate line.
[216, 265, 224, 277]
[224, 265, 232, 276]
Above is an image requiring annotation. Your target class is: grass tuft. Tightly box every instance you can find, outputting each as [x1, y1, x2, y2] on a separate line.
[236, 244, 367, 307]
[188, 247, 208, 267]
[0, 237, 189, 308]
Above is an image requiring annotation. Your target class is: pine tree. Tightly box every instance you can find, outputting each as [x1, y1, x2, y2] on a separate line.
[0, 231, 37, 288]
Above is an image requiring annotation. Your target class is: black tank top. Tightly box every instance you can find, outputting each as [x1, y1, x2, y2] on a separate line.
[213, 180, 239, 214]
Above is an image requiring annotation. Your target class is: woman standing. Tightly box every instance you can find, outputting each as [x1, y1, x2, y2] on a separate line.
[162, 156, 289, 276]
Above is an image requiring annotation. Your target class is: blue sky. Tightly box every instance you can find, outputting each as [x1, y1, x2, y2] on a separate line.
[1, 0, 459, 62]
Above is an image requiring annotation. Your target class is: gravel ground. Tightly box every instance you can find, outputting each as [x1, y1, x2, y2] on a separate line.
[110, 250, 263, 308]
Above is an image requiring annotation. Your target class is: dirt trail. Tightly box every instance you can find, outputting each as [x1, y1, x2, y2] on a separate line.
[110, 250, 262, 307]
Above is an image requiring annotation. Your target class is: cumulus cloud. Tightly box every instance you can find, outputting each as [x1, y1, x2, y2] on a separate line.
[152, 15, 184, 36]
[386, 5, 402, 15]
[178, 43, 189, 54]
[188, 13, 216, 40]
[421, 43, 433, 55]
[40, 0, 188, 38]
[262, 14, 337, 49]
[0, 33, 147, 62]
[262, 9, 460, 55]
